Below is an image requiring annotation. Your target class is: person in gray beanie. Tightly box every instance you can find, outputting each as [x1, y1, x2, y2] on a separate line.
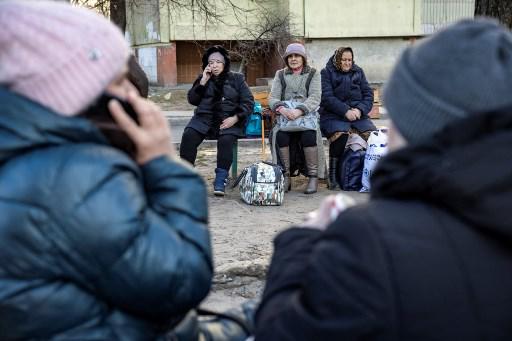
[268, 42, 325, 194]
[253, 18, 512, 340]
[384, 18, 512, 143]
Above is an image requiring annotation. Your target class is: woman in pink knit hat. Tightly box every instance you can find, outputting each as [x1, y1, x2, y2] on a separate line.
[0, 1, 213, 339]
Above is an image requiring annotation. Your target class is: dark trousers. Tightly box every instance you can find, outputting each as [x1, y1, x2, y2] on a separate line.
[276, 130, 317, 148]
[329, 134, 349, 158]
[180, 127, 237, 170]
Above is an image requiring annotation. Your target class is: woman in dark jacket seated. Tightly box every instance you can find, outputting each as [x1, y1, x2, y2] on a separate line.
[319, 47, 376, 189]
[180, 45, 254, 196]
[0, 2, 212, 339]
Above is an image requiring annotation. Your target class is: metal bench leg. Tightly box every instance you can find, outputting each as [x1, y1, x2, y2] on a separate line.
[231, 140, 238, 178]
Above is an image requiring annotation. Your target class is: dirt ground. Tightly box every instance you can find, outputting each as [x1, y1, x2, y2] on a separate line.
[150, 86, 373, 311]
[193, 143, 370, 311]
[149, 87, 194, 111]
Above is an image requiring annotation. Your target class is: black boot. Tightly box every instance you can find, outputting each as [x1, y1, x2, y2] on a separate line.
[328, 157, 340, 190]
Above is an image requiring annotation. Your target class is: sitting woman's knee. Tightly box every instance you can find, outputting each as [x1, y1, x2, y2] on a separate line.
[217, 134, 237, 150]
[301, 130, 317, 147]
[182, 128, 203, 146]
[276, 131, 291, 147]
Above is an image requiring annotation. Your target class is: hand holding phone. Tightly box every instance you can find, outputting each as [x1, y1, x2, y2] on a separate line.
[109, 91, 175, 164]
[80, 92, 139, 158]
[200, 66, 212, 85]
[87, 93, 139, 125]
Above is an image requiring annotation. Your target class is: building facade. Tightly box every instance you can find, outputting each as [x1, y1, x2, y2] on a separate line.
[127, 0, 475, 86]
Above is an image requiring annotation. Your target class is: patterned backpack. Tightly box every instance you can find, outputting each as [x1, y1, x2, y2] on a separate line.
[233, 162, 285, 206]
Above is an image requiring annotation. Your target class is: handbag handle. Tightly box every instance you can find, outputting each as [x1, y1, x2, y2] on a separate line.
[231, 167, 248, 188]
[196, 307, 252, 336]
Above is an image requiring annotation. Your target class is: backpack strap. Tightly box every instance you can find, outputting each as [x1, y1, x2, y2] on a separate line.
[279, 69, 286, 101]
[305, 68, 316, 97]
[279, 67, 316, 100]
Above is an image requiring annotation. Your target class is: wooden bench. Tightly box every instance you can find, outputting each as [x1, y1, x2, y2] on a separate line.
[229, 86, 382, 177]
[229, 89, 271, 178]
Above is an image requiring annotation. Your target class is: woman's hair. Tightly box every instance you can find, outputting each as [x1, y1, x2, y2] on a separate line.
[127, 55, 149, 98]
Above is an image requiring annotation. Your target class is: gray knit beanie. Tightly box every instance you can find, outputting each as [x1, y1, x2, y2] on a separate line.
[383, 18, 512, 143]
[283, 43, 307, 67]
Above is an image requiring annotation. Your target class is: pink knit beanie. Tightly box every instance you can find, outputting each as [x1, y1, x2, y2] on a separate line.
[0, 1, 130, 116]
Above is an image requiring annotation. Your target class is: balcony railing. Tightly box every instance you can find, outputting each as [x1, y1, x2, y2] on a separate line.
[422, 0, 475, 34]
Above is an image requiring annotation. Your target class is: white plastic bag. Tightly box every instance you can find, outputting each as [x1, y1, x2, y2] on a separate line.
[360, 128, 388, 192]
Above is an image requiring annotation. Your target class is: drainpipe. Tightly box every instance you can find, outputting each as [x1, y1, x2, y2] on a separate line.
[303, 0, 306, 38]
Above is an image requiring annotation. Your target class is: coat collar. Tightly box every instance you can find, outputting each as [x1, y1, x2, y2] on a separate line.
[284, 65, 313, 75]
[371, 107, 512, 238]
[0, 88, 107, 164]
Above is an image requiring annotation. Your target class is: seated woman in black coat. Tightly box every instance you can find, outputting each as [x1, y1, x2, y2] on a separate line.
[180, 45, 254, 196]
[319, 47, 376, 189]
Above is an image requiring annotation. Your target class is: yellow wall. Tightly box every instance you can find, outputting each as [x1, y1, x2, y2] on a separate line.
[165, 0, 284, 41]
[128, 0, 423, 45]
[126, 0, 161, 45]
[288, 0, 304, 37]
[304, 0, 422, 37]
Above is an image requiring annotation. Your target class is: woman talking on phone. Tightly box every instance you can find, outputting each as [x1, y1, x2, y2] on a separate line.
[0, 1, 212, 339]
[180, 45, 254, 196]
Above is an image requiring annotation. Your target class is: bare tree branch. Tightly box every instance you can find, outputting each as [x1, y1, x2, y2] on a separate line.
[73, 0, 243, 31]
[475, 0, 512, 28]
[228, 7, 295, 73]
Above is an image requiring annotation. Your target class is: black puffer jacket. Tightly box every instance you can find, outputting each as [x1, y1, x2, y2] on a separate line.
[255, 108, 512, 340]
[186, 46, 254, 137]
[0, 89, 213, 340]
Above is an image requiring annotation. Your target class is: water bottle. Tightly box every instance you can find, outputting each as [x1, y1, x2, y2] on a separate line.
[254, 101, 262, 114]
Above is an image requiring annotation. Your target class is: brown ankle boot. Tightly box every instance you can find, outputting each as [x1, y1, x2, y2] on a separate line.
[304, 146, 318, 194]
[279, 147, 291, 192]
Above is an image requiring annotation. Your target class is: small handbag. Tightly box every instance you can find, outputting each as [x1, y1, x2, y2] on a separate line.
[233, 161, 285, 206]
[275, 99, 318, 132]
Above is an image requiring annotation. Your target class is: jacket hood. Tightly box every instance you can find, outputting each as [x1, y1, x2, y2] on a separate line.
[371, 107, 512, 239]
[0, 88, 106, 164]
[201, 45, 231, 73]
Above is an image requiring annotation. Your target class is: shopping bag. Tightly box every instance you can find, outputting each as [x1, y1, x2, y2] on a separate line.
[360, 128, 388, 192]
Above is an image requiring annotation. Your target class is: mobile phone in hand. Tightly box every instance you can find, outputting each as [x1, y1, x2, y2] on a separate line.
[100, 93, 139, 124]
[80, 93, 139, 158]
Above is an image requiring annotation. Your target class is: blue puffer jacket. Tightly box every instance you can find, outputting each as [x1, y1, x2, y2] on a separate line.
[319, 58, 375, 136]
[0, 89, 213, 340]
